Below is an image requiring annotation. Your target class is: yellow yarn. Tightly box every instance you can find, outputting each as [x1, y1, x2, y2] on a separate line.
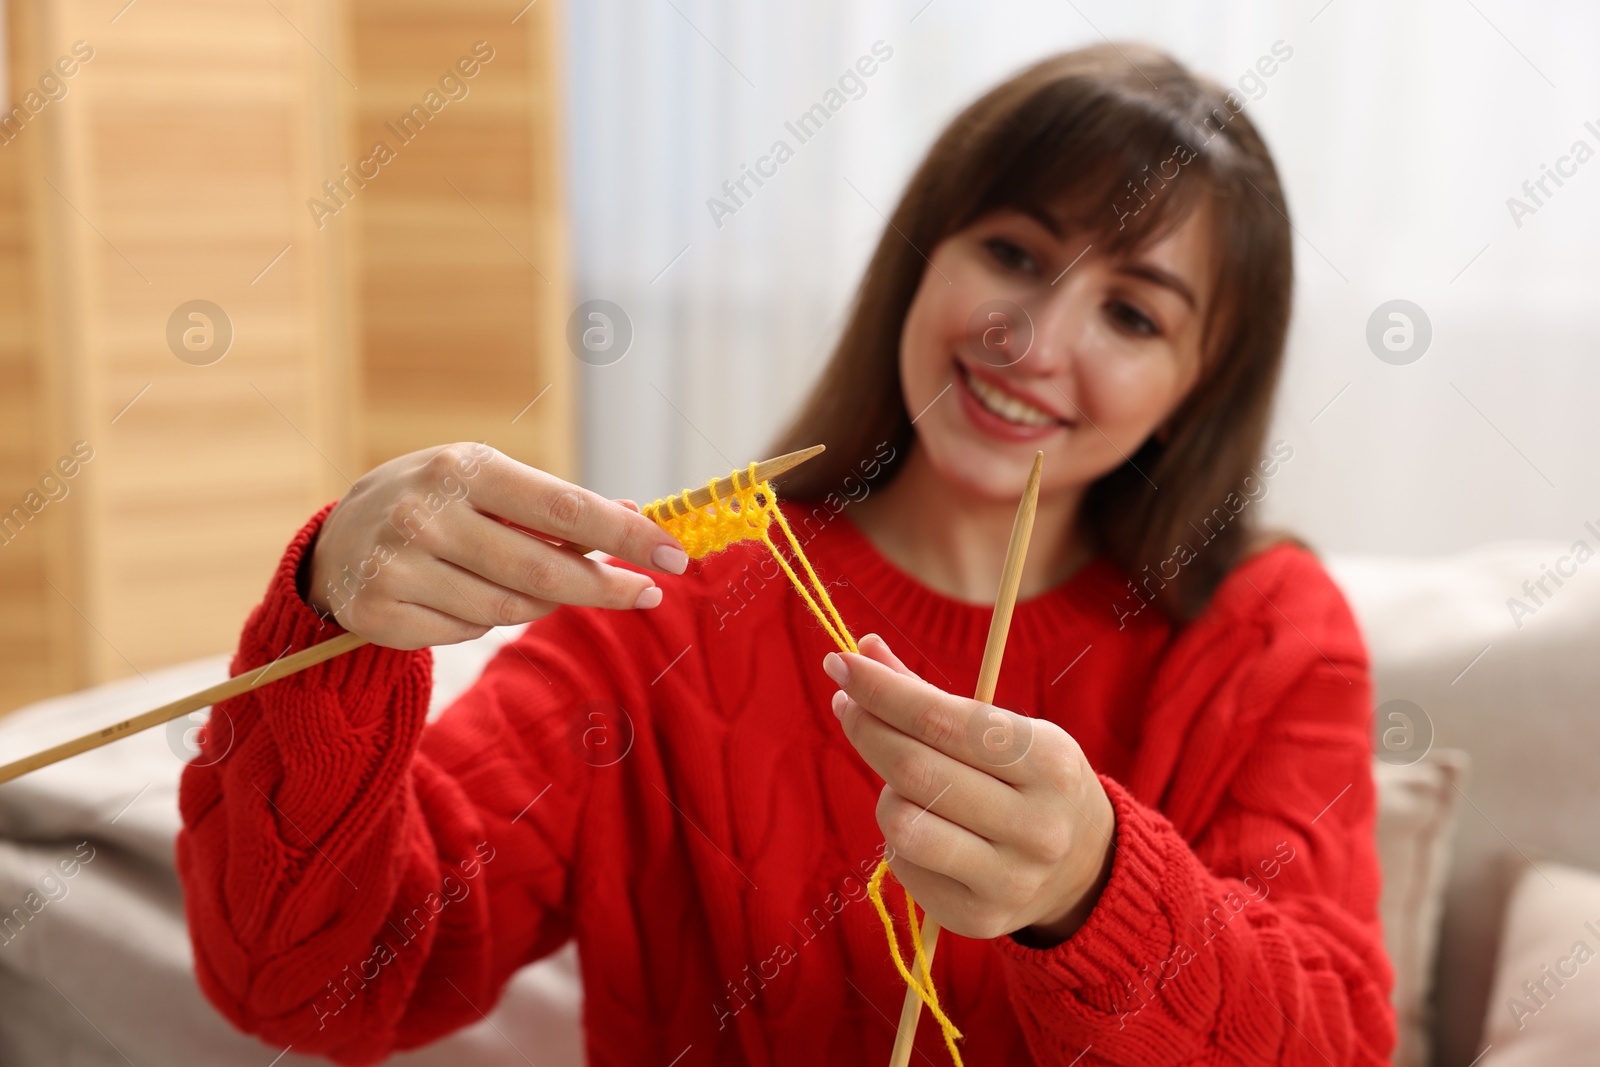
[643, 463, 965, 1066]
[868, 860, 966, 1066]
[642, 463, 856, 654]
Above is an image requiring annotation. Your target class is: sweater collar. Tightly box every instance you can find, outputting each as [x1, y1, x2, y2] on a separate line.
[796, 502, 1142, 658]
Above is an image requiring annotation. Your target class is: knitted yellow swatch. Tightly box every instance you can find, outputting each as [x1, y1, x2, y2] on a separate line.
[642, 463, 965, 1066]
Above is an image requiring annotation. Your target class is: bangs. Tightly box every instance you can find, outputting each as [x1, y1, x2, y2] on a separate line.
[951, 75, 1232, 260]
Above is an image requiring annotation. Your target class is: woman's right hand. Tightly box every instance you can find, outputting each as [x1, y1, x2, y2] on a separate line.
[304, 442, 689, 649]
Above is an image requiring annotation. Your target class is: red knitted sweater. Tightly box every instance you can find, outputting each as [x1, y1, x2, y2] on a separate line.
[176, 502, 1395, 1065]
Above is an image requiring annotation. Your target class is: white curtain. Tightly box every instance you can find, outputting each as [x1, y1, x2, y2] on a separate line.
[566, 0, 1600, 555]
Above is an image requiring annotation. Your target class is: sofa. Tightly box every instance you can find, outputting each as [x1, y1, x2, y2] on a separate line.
[0, 540, 1594, 1066]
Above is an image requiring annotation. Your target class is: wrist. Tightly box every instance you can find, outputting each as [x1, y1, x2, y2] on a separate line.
[295, 522, 338, 619]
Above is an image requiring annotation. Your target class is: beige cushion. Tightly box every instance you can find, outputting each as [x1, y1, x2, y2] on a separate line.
[1328, 543, 1600, 1067]
[1477, 860, 1600, 1065]
[1374, 750, 1469, 1067]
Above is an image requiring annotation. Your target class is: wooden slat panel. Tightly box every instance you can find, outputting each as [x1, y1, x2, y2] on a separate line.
[347, 0, 572, 476]
[0, 0, 75, 713]
[0, 0, 572, 714]
[6, 0, 354, 697]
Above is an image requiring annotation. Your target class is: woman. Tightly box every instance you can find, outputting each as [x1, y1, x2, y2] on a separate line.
[178, 44, 1394, 1065]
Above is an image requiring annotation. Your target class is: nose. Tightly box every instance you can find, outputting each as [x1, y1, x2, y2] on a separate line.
[966, 300, 1033, 370]
[1012, 282, 1085, 379]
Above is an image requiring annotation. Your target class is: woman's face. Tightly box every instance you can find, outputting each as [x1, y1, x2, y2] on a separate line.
[898, 202, 1215, 504]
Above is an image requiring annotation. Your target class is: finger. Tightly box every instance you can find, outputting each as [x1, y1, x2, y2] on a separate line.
[880, 851, 974, 929]
[835, 690, 1019, 842]
[858, 633, 914, 677]
[824, 652, 1036, 785]
[325, 554, 514, 645]
[459, 447, 689, 575]
[884, 851, 1008, 942]
[406, 557, 564, 628]
[876, 785, 997, 895]
[435, 508, 663, 611]
[355, 600, 492, 651]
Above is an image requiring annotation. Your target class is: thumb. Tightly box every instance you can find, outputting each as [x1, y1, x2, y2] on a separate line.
[857, 633, 915, 678]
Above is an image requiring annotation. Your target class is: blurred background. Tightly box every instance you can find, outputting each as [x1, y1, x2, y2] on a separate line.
[0, 2, 1597, 1064]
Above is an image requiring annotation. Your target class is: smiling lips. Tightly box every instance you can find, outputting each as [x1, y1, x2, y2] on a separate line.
[953, 360, 1073, 440]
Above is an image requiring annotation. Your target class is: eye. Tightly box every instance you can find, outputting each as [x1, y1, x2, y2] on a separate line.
[983, 237, 1038, 275]
[1107, 300, 1160, 337]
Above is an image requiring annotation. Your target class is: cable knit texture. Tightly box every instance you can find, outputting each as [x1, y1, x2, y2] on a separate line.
[176, 501, 1395, 1065]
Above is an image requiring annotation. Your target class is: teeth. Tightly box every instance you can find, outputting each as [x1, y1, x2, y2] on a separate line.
[960, 365, 1058, 427]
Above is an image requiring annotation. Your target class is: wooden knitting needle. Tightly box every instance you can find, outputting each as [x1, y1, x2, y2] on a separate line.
[0, 444, 827, 787]
[887, 450, 1044, 1067]
[644, 443, 825, 520]
[0, 631, 371, 785]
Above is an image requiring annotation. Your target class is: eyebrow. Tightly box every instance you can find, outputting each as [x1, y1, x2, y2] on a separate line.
[1008, 207, 1201, 311]
[1017, 206, 1065, 239]
[1117, 263, 1198, 311]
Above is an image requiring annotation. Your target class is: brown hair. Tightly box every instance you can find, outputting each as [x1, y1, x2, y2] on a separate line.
[770, 43, 1300, 622]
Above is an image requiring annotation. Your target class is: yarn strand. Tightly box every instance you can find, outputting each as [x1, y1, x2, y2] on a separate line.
[867, 859, 967, 1064]
[642, 464, 963, 1064]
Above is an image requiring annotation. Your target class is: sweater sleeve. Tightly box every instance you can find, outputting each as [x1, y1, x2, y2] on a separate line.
[175, 505, 615, 1064]
[993, 552, 1395, 1065]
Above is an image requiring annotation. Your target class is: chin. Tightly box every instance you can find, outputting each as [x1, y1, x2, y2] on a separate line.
[918, 428, 1054, 503]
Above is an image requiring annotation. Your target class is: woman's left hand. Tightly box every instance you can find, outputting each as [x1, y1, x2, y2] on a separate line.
[824, 633, 1116, 945]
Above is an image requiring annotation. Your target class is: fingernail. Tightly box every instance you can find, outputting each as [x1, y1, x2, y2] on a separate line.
[651, 544, 689, 575]
[634, 586, 663, 609]
[823, 652, 849, 687]
[831, 689, 848, 720]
